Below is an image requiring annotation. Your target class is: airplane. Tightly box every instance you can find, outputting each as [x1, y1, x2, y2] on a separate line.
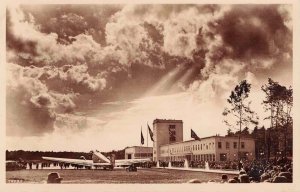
[42, 150, 151, 170]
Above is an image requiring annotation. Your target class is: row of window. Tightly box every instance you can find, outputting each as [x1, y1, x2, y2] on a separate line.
[161, 142, 215, 154]
[164, 154, 216, 161]
[218, 141, 245, 149]
[133, 153, 153, 158]
[192, 154, 215, 161]
[161, 141, 246, 154]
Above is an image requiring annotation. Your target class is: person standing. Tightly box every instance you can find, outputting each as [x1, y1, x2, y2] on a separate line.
[238, 160, 243, 171]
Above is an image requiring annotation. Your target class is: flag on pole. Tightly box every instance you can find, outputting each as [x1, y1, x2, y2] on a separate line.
[191, 129, 200, 140]
[141, 127, 144, 145]
[148, 123, 154, 142]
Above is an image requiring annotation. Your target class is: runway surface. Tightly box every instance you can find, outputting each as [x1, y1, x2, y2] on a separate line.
[6, 168, 237, 183]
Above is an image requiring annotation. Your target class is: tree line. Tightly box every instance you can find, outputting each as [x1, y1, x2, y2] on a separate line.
[223, 78, 293, 160]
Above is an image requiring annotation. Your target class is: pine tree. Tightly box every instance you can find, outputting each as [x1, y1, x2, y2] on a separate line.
[223, 80, 258, 160]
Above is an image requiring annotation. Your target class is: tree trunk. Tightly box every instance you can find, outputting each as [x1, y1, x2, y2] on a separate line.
[238, 103, 242, 161]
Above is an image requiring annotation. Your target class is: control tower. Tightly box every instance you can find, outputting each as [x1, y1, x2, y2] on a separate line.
[152, 119, 183, 161]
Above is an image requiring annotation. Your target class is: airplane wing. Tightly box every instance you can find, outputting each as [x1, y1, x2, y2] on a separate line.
[115, 158, 152, 166]
[42, 151, 112, 167]
[42, 156, 112, 167]
[42, 156, 94, 167]
[42, 152, 151, 168]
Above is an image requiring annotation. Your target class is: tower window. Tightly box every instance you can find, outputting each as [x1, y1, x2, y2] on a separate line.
[169, 125, 176, 142]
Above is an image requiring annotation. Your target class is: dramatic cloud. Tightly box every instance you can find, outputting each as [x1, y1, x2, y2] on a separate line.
[189, 5, 292, 100]
[6, 63, 76, 136]
[6, 4, 292, 139]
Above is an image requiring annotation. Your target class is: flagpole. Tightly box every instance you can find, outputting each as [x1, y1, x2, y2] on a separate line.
[146, 124, 148, 159]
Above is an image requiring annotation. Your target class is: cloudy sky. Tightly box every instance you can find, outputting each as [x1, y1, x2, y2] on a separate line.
[6, 4, 292, 152]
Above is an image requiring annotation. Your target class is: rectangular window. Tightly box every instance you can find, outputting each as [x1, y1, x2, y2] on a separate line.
[169, 125, 176, 142]
[226, 142, 230, 149]
[201, 144, 202, 150]
[233, 142, 237, 149]
[241, 142, 245, 149]
[218, 142, 222, 149]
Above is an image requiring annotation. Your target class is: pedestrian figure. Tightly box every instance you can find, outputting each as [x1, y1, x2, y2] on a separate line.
[221, 174, 228, 183]
[47, 172, 63, 184]
[238, 160, 243, 171]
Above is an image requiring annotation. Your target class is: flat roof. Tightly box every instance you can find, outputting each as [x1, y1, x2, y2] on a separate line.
[125, 146, 153, 149]
[160, 135, 254, 147]
[153, 119, 183, 124]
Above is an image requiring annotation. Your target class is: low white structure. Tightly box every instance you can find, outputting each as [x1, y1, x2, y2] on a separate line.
[124, 146, 153, 159]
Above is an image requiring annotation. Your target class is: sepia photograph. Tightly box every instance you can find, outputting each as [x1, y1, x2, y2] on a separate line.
[2, 1, 299, 190]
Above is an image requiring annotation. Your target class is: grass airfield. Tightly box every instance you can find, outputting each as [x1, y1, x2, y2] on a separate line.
[6, 168, 236, 184]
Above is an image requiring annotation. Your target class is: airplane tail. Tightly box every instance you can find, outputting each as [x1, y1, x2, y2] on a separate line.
[92, 151, 111, 164]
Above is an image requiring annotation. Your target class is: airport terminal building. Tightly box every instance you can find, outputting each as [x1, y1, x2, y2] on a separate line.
[152, 119, 255, 162]
[124, 119, 255, 162]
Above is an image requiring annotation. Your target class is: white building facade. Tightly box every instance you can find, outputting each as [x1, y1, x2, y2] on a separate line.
[159, 136, 255, 162]
[124, 146, 153, 159]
